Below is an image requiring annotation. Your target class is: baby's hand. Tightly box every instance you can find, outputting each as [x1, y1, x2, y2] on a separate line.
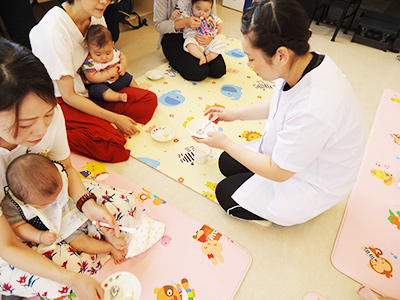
[171, 10, 180, 20]
[106, 65, 119, 79]
[40, 231, 57, 246]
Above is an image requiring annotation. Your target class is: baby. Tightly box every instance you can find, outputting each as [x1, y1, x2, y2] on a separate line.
[0, 153, 126, 264]
[81, 24, 139, 103]
[172, 0, 228, 65]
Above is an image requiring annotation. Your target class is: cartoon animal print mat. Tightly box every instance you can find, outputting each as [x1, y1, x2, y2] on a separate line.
[127, 35, 275, 202]
[70, 153, 252, 300]
[331, 90, 400, 299]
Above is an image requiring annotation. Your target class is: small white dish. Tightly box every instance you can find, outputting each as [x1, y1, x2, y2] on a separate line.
[145, 69, 164, 80]
[186, 118, 218, 138]
[151, 126, 175, 142]
[102, 271, 141, 300]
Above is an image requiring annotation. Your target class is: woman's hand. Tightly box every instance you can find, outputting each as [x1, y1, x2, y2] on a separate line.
[81, 200, 120, 237]
[113, 114, 140, 136]
[204, 107, 237, 124]
[193, 130, 232, 150]
[186, 16, 201, 29]
[70, 273, 104, 300]
[195, 34, 214, 47]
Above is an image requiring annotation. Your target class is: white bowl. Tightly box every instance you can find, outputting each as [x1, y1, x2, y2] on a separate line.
[102, 271, 141, 300]
[186, 118, 218, 138]
[145, 69, 164, 80]
[151, 126, 175, 142]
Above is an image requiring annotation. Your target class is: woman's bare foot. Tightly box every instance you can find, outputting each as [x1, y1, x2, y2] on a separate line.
[101, 227, 127, 251]
[110, 246, 127, 264]
[206, 52, 219, 63]
[118, 93, 127, 102]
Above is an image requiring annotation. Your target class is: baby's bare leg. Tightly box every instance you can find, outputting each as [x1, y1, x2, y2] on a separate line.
[102, 88, 127, 102]
[187, 43, 207, 66]
[101, 227, 127, 251]
[69, 235, 126, 264]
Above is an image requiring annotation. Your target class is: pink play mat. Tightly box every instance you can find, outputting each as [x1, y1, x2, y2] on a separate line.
[71, 153, 252, 300]
[331, 90, 400, 299]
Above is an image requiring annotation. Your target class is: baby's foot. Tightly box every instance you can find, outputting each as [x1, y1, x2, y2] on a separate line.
[206, 52, 218, 63]
[119, 93, 128, 102]
[110, 246, 127, 264]
[102, 228, 127, 251]
[199, 55, 207, 66]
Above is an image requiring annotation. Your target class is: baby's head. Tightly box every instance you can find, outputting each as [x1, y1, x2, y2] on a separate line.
[85, 25, 114, 64]
[6, 154, 62, 208]
[191, 0, 213, 19]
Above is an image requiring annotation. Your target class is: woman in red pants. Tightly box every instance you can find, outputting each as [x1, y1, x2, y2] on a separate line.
[30, 0, 157, 163]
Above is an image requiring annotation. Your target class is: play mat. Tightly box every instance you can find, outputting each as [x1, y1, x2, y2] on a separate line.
[128, 35, 275, 201]
[303, 293, 328, 300]
[331, 90, 400, 299]
[71, 153, 252, 300]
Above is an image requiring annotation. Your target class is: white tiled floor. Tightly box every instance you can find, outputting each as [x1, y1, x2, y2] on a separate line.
[107, 2, 400, 299]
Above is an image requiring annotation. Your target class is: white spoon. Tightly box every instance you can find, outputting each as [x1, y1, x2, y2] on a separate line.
[196, 115, 218, 135]
[92, 221, 137, 235]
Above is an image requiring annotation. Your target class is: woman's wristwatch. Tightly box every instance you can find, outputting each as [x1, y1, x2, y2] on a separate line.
[76, 192, 97, 212]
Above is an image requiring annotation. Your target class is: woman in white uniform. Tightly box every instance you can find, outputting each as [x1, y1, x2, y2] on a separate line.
[0, 38, 120, 299]
[194, 0, 365, 226]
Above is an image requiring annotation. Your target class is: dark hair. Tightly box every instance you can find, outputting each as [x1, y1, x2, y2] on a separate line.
[86, 25, 113, 48]
[6, 153, 61, 203]
[191, 0, 213, 7]
[241, 0, 311, 58]
[0, 38, 56, 136]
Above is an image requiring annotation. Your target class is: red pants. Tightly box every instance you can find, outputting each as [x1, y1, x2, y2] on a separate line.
[58, 87, 157, 163]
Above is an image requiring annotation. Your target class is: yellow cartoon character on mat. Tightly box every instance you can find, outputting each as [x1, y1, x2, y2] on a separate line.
[154, 278, 195, 300]
[79, 161, 109, 181]
[201, 240, 225, 265]
[183, 117, 195, 128]
[391, 97, 400, 104]
[205, 181, 217, 191]
[202, 191, 215, 201]
[362, 246, 393, 278]
[193, 225, 224, 265]
[371, 168, 395, 185]
[203, 103, 225, 113]
[240, 130, 262, 141]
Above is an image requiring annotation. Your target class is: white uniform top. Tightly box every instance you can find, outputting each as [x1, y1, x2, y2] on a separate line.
[29, 6, 106, 98]
[233, 55, 365, 226]
[0, 106, 70, 211]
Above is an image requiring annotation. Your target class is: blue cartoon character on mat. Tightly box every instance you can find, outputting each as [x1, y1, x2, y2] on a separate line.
[154, 278, 195, 300]
[362, 246, 393, 278]
[225, 48, 246, 58]
[138, 157, 160, 169]
[220, 85, 242, 100]
[158, 90, 185, 107]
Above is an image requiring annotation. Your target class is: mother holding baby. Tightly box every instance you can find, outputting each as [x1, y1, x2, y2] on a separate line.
[0, 38, 119, 299]
[29, 0, 158, 163]
[154, 0, 226, 81]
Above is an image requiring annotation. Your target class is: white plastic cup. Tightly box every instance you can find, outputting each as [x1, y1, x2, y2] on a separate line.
[194, 144, 213, 164]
